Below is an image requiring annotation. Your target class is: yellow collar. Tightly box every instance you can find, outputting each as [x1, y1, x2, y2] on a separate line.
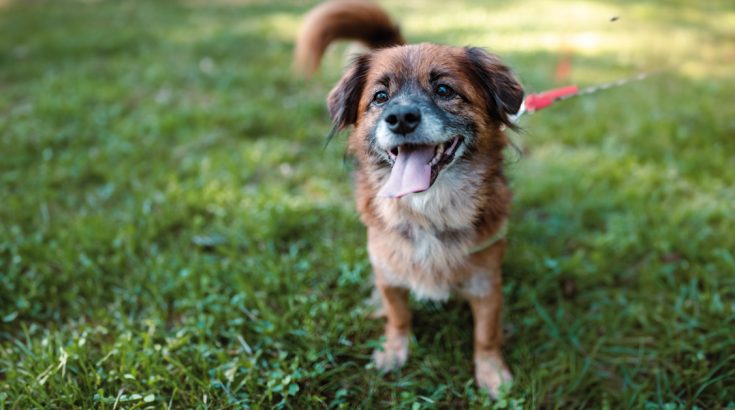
[468, 221, 508, 254]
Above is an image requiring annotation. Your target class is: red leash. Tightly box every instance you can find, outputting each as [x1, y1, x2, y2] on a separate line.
[510, 71, 657, 124]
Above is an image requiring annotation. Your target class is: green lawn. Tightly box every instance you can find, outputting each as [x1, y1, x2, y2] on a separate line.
[1, 0, 734, 408]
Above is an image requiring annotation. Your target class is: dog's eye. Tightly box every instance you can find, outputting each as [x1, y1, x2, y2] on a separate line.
[435, 84, 455, 99]
[373, 91, 389, 105]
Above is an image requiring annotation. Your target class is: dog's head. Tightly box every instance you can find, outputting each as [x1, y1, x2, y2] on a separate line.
[328, 43, 523, 199]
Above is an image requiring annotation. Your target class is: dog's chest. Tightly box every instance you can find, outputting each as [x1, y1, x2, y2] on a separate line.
[404, 225, 470, 271]
[368, 171, 495, 300]
[370, 222, 490, 301]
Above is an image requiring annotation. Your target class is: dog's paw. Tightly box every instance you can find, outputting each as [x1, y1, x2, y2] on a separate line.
[372, 335, 409, 372]
[475, 354, 513, 399]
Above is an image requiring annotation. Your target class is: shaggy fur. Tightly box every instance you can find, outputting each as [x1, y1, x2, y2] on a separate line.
[295, 0, 524, 397]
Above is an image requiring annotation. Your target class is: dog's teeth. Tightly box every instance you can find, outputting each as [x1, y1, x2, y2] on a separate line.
[387, 147, 399, 160]
[429, 144, 444, 166]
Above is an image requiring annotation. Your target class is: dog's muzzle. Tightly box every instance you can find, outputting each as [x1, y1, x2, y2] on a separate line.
[376, 101, 464, 198]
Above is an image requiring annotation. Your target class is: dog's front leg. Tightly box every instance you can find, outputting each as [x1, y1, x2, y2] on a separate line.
[372, 278, 411, 372]
[467, 275, 513, 398]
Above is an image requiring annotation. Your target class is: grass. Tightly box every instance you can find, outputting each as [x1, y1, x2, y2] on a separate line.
[1, 0, 734, 408]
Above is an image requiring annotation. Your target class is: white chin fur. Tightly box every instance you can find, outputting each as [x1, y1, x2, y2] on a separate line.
[401, 161, 473, 228]
[373, 147, 474, 230]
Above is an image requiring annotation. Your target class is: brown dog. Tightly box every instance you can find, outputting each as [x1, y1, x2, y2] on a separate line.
[295, 0, 524, 397]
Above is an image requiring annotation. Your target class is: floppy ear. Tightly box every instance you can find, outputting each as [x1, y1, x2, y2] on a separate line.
[465, 47, 524, 129]
[327, 54, 371, 131]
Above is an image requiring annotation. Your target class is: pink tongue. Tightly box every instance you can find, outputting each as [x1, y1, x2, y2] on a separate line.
[378, 145, 436, 198]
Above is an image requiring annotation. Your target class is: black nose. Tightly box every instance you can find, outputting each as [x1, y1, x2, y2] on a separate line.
[385, 106, 421, 134]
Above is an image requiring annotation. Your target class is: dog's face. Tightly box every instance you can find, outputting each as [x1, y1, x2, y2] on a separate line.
[328, 43, 523, 198]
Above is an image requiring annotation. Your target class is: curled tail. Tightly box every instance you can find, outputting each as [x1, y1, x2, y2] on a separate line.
[294, 0, 405, 76]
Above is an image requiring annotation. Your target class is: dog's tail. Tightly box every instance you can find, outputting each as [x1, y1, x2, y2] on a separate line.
[294, 0, 405, 77]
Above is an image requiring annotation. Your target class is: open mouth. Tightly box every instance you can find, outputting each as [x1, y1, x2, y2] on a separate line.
[378, 136, 462, 198]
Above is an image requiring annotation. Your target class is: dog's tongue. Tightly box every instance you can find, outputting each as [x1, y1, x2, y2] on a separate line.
[378, 145, 435, 198]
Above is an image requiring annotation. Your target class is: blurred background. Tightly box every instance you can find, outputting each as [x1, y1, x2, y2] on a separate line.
[1, 0, 734, 408]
